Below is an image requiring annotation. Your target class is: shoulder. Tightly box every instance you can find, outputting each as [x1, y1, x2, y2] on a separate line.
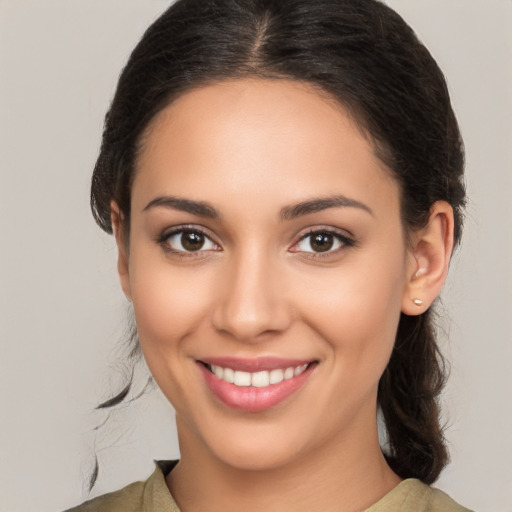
[366, 479, 474, 512]
[63, 480, 145, 512]
[62, 460, 180, 512]
[426, 486, 474, 512]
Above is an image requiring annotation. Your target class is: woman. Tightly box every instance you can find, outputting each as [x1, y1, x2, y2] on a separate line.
[68, 0, 470, 510]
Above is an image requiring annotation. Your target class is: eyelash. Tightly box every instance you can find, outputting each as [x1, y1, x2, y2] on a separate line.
[158, 225, 219, 258]
[291, 228, 355, 259]
[157, 226, 355, 259]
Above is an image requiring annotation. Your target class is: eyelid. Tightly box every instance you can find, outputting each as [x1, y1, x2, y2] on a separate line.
[289, 226, 355, 256]
[156, 224, 354, 258]
[158, 224, 221, 255]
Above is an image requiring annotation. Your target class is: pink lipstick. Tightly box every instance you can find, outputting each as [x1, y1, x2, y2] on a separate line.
[197, 357, 316, 412]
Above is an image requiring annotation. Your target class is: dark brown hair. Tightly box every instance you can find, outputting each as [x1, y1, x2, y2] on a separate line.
[91, 0, 465, 485]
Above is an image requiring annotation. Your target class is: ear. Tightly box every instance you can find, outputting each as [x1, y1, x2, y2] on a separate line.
[110, 201, 132, 301]
[401, 201, 455, 315]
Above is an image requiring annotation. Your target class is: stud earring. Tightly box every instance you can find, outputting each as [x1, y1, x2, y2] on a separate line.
[412, 298, 423, 306]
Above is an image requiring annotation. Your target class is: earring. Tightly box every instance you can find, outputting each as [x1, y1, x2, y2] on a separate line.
[412, 298, 423, 306]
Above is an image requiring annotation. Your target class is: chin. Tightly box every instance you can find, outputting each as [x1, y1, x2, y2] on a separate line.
[192, 415, 318, 473]
[212, 442, 304, 473]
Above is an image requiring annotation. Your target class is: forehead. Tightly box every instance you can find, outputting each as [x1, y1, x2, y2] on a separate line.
[133, 78, 400, 219]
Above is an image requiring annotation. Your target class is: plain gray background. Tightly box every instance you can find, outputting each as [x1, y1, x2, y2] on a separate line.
[1, 1, 511, 511]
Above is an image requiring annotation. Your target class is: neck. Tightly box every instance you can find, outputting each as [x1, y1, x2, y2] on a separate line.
[166, 411, 401, 512]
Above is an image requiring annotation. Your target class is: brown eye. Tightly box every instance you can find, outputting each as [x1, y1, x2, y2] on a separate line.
[309, 233, 334, 252]
[163, 228, 218, 253]
[181, 230, 205, 251]
[293, 230, 351, 255]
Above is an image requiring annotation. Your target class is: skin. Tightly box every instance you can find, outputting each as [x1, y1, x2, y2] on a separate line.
[112, 78, 454, 512]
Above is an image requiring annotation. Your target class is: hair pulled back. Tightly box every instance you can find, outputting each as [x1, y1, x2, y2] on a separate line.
[91, 0, 465, 484]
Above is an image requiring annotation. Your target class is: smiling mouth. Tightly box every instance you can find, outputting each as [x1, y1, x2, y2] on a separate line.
[201, 362, 313, 387]
[197, 357, 318, 412]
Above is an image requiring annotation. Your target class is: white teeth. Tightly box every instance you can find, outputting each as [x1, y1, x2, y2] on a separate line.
[269, 369, 284, 384]
[284, 367, 295, 379]
[233, 370, 252, 386]
[223, 367, 235, 383]
[214, 366, 224, 379]
[251, 371, 270, 388]
[209, 363, 310, 387]
[294, 364, 308, 376]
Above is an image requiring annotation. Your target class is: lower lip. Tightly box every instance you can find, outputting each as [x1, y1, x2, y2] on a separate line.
[198, 363, 315, 413]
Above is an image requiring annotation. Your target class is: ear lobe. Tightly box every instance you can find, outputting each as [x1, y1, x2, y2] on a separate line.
[110, 201, 132, 301]
[401, 201, 455, 315]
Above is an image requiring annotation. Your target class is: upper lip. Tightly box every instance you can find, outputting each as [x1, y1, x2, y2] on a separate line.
[198, 356, 316, 372]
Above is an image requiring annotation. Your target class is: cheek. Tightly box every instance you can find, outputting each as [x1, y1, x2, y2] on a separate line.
[128, 255, 213, 352]
[294, 250, 406, 372]
[127, 258, 217, 411]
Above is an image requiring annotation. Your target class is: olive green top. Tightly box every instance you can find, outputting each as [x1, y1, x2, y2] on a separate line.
[65, 460, 472, 512]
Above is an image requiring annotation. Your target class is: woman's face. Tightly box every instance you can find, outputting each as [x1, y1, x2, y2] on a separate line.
[120, 78, 416, 471]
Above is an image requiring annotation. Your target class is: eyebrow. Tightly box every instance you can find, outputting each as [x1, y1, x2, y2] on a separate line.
[143, 196, 220, 218]
[280, 195, 373, 220]
[142, 194, 373, 220]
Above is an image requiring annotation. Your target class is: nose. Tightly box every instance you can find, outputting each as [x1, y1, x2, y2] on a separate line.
[211, 248, 293, 342]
